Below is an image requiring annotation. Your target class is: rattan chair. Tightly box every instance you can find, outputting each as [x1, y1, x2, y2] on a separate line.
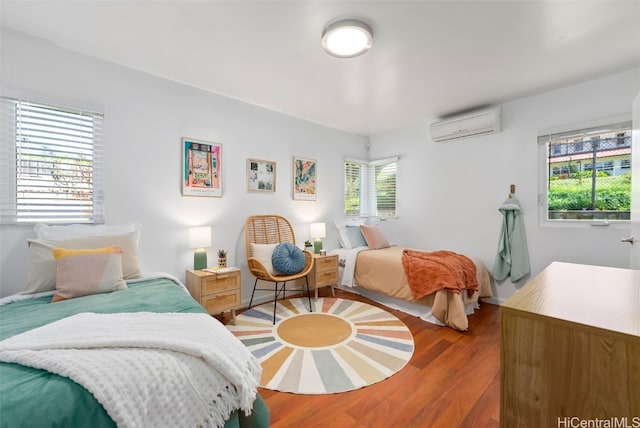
[245, 215, 314, 324]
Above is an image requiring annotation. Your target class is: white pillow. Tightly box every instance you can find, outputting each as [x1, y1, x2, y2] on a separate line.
[34, 223, 141, 240]
[24, 231, 142, 294]
[333, 218, 367, 249]
[249, 243, 279, 274]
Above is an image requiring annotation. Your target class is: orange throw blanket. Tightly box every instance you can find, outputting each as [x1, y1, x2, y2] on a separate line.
[401, 249, 479, 300]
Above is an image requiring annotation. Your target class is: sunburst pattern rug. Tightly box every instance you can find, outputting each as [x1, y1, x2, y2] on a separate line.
[226, 297, 414, 394]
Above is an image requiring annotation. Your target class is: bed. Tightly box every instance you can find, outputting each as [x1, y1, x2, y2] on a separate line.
[0, 223, 268, 428]
[0, 276, 269, 428]
[332, 221, 493, 331]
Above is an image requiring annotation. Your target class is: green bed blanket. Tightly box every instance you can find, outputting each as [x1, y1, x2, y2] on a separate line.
[0, 277, 268, 428]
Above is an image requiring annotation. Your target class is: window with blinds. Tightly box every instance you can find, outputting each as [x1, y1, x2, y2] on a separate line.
[538, 120, 631, 222]
[0, 96, 104, 224]
[344, 157, 398, 218]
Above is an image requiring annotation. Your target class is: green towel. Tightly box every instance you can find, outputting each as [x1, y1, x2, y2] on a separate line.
[492, 195, 530, 282]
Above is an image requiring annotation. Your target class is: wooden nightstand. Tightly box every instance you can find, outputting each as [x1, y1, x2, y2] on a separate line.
[185, 268, 241, 324]
[308, 254, 338, 299]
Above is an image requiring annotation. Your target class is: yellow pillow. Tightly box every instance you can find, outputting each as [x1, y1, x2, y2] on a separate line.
[52, 246, 127, 302]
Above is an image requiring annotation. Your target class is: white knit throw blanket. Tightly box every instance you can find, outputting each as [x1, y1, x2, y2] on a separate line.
[0, 312, 262, 428]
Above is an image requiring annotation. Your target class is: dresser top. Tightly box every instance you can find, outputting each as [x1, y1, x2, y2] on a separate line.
[502, 262, 640, 337]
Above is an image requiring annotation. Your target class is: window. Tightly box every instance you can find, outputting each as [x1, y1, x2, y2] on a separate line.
[344, 157, 398, 218]
[539, 120, 631, 222]
[0, 96, 104, 224]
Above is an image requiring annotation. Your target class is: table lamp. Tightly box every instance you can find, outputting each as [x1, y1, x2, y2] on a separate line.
[189, 226, 211, 270]
[310, 222, 326, 254]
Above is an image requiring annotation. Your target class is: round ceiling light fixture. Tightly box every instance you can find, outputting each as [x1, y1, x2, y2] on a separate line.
[321, 19, 373, 58]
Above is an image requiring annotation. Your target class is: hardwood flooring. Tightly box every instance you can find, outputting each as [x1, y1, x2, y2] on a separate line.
[224, 289, 501, 428]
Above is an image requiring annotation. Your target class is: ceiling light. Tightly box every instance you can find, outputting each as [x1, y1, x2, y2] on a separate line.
[322, 19, 373, 58]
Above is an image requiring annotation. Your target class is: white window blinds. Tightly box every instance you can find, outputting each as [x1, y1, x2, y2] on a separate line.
[344, 160, 365, 216]
[0, 96, 104, 224]
[369, 157, 398, 218]
[344, 157, 398, 218]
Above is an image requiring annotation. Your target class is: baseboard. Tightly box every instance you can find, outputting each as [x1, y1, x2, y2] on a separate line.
[480, 296, 506, 306]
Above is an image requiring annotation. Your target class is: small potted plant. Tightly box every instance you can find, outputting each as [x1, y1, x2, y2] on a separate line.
[304, 240, 313, 252]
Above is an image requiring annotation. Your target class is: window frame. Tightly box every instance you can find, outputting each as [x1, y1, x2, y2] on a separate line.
[537, 116, 632, 228]
[344, 156, 398, 219]
[0, 95, 104, 225]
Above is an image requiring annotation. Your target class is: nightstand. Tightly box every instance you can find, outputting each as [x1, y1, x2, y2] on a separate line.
[185, 268, 241, 324]
[308, 253, 338, 299]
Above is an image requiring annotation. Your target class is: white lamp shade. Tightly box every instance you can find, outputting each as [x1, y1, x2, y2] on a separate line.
[310, 222, 326, 239]
[189, 226, 212, 248]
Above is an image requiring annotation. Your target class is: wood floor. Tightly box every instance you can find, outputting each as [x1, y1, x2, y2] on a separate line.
[226, 289, 501, 428]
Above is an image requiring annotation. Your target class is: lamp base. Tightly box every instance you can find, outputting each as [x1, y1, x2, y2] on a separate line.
[194, 249, 207, 270]
[314, 239, 323, 254]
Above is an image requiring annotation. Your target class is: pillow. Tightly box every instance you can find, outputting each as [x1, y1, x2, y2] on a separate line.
[34, 223, 141, 240]
[333, 218, 367, 248]
[360, 224, 391, 250]
[24, 231, 142, 294]
[272, 243, 306, 275]
[249, 243, 279, 274]
[52, 246, 127, 302]
[343, 225, 367, 248]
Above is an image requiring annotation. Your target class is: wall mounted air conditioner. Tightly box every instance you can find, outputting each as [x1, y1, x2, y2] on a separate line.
[429, 107, 501, 142]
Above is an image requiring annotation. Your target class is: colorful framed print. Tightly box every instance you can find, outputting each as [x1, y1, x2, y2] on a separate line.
[292, 156, 317, 201]
[247, 158, 276, 193]
[182, 138, 222, 197]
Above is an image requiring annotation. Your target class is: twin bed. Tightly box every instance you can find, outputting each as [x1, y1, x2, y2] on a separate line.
[333, 220, 493, 331]
[0, 224, 268, 428]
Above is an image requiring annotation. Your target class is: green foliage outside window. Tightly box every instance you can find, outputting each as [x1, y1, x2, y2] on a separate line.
[548, 173, 631, 211]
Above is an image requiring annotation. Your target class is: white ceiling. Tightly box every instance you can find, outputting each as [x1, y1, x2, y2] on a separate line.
[2, 1, 640, 136]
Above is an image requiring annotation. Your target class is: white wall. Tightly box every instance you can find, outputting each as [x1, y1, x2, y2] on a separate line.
[369, 67, 640, 302]
[2, 29, 638, 303]
[0, 29, 367, 298]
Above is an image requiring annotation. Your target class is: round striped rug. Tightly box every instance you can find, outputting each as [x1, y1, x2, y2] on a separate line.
[226, 297, 414, 394]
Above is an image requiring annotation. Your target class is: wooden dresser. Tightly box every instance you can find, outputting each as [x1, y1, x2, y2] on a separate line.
[500, 262, 640, 427]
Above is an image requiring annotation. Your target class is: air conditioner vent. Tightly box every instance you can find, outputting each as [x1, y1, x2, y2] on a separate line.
[430, 107, 501, 142]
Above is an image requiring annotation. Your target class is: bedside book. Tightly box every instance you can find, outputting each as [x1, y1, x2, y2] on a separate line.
[202, 266, 239, 274]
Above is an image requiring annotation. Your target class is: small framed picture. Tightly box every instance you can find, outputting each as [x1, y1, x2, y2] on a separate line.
[182, 138, 222, 197]
[292, 156, 317, 201]
[247, 158, 276, 193]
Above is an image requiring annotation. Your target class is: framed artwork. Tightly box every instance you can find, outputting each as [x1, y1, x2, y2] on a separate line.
[182, 138, 222, 197]
[247, 158, 276, 193]
[292, 156, 317, 201]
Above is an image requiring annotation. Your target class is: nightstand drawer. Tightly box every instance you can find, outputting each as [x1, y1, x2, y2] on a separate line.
[202, 274, 238, 295]
[201, 289, 241, 313]
[185, 269, 242, 324]
[315, 256, 337, 271]
[315, 269, 338, 287]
